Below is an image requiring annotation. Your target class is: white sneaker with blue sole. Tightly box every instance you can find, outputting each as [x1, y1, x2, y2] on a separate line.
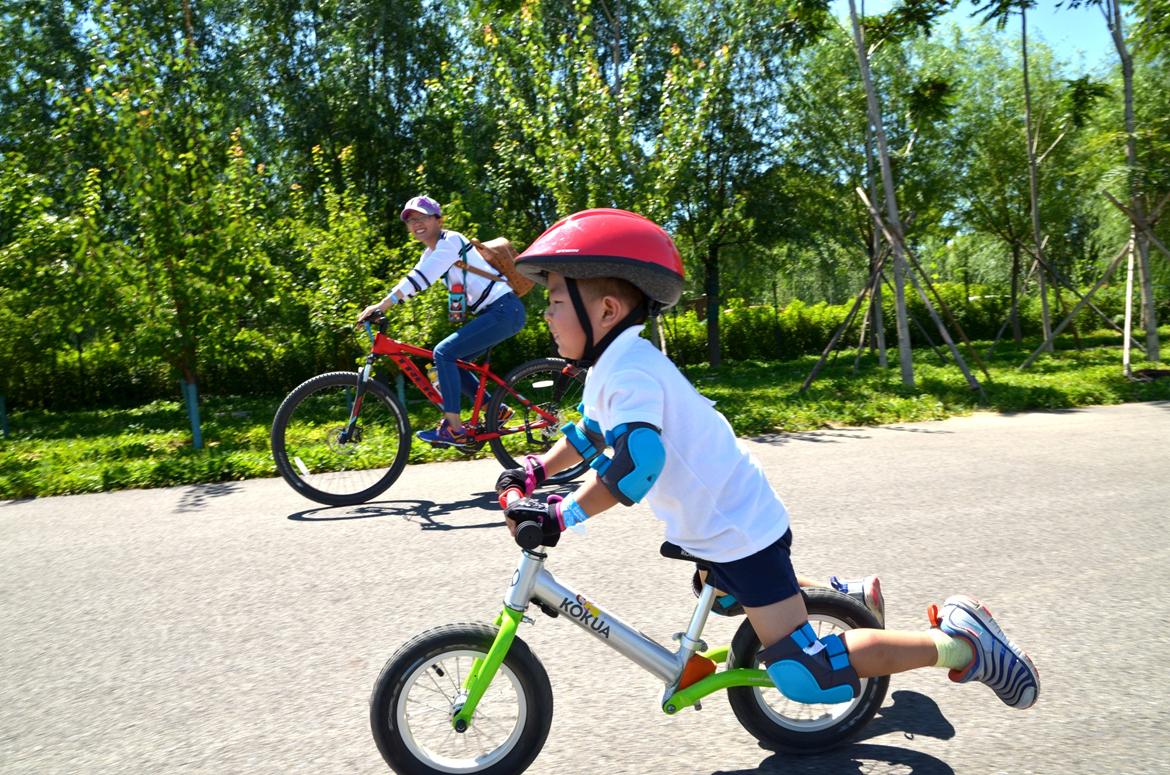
[830, 574, 885, 626]
[930, 594, 1040, 710]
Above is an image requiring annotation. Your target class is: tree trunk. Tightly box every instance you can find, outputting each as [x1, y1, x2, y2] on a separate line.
[705, 246, 721, 367]
[1109, 0, 1160, 361]
[848, 0, 913, 387]
[865, 122, 888, 367]
[1021, 9, 1054, 352]
[74, 335, 86, 393]
[179, 375, 204, 450]
[1010, 242, 1023, 342]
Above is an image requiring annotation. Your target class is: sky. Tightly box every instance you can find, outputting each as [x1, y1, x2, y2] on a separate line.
[830, 0, 1120, 73]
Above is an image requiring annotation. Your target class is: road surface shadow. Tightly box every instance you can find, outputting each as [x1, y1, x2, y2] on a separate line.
[175, 481, 244, 512]
[857, 690, 955, 743]
[713, 743, 953, 775]
[748, 430, 872, 446]
[285, 487, 583, 530]
[711, 690, 954, 775]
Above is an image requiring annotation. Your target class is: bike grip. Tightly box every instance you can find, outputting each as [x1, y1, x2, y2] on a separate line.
[514, 521, 543, 550]
[499, 487, 523, 509]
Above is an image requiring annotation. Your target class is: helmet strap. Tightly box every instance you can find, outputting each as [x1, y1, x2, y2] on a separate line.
[565, 277, 648, 368]
[565, 277, 595, 364]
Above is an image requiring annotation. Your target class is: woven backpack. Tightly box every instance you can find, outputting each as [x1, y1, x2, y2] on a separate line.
[454, 237, 534, 297]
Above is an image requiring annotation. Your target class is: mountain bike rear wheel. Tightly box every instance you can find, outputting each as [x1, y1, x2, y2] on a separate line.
[486, 357, 588, 485]
[370, 623, 553, 775]
[271, 371, 411, 505]
[726, 587, 889, 753]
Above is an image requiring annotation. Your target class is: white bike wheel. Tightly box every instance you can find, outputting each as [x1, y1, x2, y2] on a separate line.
[371, 624, 553, 775]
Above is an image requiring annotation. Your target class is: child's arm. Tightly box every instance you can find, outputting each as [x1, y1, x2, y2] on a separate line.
[494, 436, 582, 497]
[566, 473, 620, 517]
[536, 436, 582, 478]
[496, 418, 605, 496]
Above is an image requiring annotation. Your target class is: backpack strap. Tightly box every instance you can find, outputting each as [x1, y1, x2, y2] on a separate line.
[453, 238, 504, 313]
[453, 237, 506, 282]
[445, 239, 473, 288]
[453, 260, 505, 282]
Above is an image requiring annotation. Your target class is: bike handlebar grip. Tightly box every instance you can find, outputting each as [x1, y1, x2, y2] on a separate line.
[514, 521, 543, 550]
[499, 487, 523, 509]
[500, 488, 540, 548]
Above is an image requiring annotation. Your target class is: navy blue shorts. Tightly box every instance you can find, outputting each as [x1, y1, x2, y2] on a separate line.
[705, 530, 800, 608]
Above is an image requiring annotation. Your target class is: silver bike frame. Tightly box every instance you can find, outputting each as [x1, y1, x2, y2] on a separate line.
[504, 547, 717, 688]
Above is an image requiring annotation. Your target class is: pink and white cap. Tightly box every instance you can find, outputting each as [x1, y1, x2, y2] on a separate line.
[400, 195, 442, 221]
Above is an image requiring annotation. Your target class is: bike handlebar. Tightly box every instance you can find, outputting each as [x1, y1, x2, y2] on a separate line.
[499, 487, 543, 550]
[498, 487, 523, 509]
[359, 312, 390, 345]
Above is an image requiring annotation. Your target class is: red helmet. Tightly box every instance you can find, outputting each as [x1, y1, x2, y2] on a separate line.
[516, 208, 685, 309]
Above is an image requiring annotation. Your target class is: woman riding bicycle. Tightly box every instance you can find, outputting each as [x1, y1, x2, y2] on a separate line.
[358, 195, 526, 447]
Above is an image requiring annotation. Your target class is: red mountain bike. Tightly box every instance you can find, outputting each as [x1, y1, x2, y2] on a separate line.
[270, 314, 587, 506]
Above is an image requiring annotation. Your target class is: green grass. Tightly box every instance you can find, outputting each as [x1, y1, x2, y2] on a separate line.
[3, 329, 1168, 499]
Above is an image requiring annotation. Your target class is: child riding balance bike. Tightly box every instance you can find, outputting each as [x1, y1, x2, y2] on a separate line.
[369, 209, 1039, 775]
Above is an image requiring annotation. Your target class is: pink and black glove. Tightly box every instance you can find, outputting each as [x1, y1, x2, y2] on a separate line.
[495, 455, 547, 497]
[504, 495, 565, 548]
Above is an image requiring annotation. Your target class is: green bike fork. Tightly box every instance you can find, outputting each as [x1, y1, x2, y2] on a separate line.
[450, 608, 523, 731]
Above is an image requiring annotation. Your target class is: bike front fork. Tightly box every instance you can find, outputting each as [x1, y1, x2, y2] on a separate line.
[450, 607, 524, 730]
[339, 358, 376, 443]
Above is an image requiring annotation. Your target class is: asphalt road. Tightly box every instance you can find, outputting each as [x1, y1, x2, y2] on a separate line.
[2, 402, 1169, 775]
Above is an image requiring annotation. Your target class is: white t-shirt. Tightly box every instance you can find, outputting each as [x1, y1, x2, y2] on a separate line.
[582, 326, 790, 562]
[390, 230, 512, 312]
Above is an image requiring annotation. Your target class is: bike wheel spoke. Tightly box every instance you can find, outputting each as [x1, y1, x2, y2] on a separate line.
[396, 648, 527, 769]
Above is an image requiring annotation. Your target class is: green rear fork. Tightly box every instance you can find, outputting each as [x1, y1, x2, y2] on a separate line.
[450, 608, 523, 730]
[661, 667, 772, 714]
[661, 645, 769, 714]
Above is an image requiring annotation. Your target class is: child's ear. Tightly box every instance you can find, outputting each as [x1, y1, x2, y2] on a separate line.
[600, 295, 625, 326]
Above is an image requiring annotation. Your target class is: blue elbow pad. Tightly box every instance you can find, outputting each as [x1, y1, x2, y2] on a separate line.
[598, 422, 665, 505]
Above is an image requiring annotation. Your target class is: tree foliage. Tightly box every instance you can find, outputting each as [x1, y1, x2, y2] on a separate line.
[1, 0, 1168, 413]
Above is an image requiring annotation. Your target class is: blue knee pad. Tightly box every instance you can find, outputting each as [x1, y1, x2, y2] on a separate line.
[759, 622, 860, 704]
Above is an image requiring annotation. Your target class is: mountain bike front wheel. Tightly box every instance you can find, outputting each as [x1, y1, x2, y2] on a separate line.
[726, 587, 889, 753]
[370, 623, 553, 775]
[486, 357, 589, 485]
[271, 371, 411, 506]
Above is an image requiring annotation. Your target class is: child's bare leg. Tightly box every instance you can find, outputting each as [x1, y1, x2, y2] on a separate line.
[841, 629, 937, 677]
[743, 594, 810, 646]
[746, 595, 935, 677]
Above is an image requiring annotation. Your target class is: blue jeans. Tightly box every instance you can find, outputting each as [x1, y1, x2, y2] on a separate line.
[432, 293, 527, 414]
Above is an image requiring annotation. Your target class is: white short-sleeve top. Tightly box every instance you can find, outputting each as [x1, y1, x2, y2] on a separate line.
[582, 326, 790, 562]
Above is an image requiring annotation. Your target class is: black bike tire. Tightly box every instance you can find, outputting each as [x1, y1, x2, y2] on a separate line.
[270, 371, 411, 506]
[486, 357, 589, 485]
[725, 587, 890, 754]
[370, 623, 554, 775]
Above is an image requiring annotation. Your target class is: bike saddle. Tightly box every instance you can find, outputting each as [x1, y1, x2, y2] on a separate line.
[660, 541, 711, 569]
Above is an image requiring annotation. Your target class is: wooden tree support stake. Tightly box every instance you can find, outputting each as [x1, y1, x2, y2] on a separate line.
[856, 189, 985, 396]
[1019, 238, 1138, 369]
[799, 247, 891, 393]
